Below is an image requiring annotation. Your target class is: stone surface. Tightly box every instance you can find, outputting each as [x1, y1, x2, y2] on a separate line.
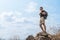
[26, 35, 35, 40]
[35, 32, 51, 40]
[26, 32, 60, 40]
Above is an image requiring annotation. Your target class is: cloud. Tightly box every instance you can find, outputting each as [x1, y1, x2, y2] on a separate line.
[0, 11, 39, 26]
[45, 12, 60, 34]
[0, 11, 40, 39]
[25, 1, 38, 13]
[0, 11, 25, 28]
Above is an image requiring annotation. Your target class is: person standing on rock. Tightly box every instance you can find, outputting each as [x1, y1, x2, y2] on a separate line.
[39, 7, 48, 33]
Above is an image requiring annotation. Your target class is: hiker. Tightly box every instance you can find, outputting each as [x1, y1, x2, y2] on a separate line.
[39, 7, 48, 33]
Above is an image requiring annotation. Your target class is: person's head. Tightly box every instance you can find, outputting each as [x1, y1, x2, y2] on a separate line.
[40, 7, 43, 11]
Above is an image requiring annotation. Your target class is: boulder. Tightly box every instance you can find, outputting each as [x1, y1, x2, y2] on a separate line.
[35, 32, 52, 40]
[26, 35, 35, 40]
[26, 32, 60, 40]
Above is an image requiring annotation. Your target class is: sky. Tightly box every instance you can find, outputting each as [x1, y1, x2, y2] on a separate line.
[0, 0, 60, 40]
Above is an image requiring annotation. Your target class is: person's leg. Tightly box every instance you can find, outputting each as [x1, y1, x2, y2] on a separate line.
[40, 23, 43, 31]
[40, 17, 46, 33]
[40, 17, 43, 31]
[42, 23, 46, 33]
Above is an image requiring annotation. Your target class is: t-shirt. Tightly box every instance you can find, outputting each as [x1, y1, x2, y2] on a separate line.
[40, 10, 48, 19]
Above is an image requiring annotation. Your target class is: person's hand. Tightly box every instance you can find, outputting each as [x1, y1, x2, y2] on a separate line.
[42, 12, 46, 15]
[40, 11, 42, 14]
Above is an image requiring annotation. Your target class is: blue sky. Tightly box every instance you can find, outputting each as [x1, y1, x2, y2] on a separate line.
[0, 0, 60, 40]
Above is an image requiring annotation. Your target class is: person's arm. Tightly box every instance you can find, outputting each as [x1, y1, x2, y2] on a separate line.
[39, 11, 43, 17]
[42, 12, 46, 15]
[42, 10, 48, 16]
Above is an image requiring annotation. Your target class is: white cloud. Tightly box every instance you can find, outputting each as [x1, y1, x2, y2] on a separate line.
[0, 11, 39, 27]
[0, 11, 13, 19]
[0, 11, 40, 39]
[0, 11, 25, 27]
[25, 1, 38, 13]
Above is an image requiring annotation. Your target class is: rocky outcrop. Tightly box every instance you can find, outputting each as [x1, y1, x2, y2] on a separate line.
[35, 32, 52, 40]
[26, 32, 60, 40]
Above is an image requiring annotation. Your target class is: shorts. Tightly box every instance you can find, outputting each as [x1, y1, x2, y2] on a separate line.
[40, 17, 45, 24]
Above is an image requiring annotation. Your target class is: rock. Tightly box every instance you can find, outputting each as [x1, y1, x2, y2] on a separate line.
[26, 32, 60, 40]
[26, 35, 35, 40]
[35, 32, 51, 40]
[36, 32, 48, 37]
